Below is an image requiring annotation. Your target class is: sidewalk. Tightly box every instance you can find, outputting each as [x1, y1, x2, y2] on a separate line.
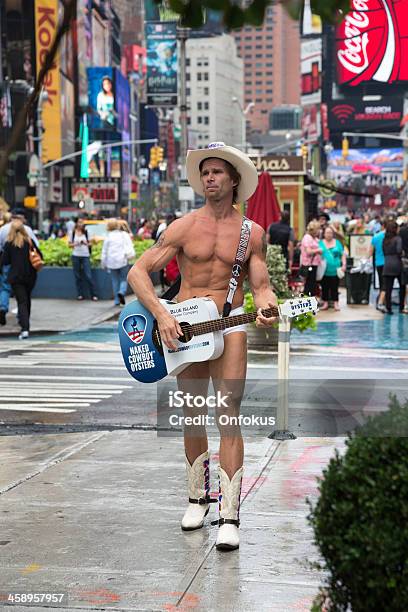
[315, 287, 383, 323]
[0, 429, 345, 611]
[0, 298, 120, 337]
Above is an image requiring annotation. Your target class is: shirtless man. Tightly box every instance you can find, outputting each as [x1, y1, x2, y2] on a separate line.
[127, 143, 277, 551]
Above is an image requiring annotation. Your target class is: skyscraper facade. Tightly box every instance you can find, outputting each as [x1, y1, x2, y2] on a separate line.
[232, 4, 300, 135]
[186, 35, 244, 148]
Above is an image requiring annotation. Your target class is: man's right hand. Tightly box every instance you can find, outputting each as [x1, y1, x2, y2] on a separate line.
[157, 310, 183, 350]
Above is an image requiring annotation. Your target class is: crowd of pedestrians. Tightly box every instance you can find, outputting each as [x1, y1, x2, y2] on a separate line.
[1, 204, 406, 339]
[267, 209, 408, 315]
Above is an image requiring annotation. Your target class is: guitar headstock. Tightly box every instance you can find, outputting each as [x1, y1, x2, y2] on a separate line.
[279, 296, 319, 319]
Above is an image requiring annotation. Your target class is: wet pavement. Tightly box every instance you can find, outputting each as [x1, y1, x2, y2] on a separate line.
[0, 428, 345, 612]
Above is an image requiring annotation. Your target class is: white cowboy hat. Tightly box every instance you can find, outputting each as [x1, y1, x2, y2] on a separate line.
[186, 142, 258, 202]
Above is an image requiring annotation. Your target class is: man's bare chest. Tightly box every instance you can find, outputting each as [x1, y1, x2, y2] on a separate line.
[182, 224, 244, 267]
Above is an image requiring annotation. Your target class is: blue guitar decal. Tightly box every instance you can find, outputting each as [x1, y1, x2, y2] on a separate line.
[122, 314, 147, 344]
[118, 300, 168, 383]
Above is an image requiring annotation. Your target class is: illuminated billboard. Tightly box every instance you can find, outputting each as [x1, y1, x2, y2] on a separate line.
[87, 67, 115, 128]
[327, 147, 403, 180]
[335, 0, 408, 87]
[328, 96, 403, 132]
[145, 22, 178, 106]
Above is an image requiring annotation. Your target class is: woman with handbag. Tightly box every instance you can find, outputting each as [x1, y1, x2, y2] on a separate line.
[1, 220, 43, 339]
[299, 220, 323, 296]
[101, 218, 135, 306]
[319, 226, 346, 311]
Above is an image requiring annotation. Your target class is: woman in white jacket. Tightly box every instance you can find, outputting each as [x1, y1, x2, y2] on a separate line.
[101, 219, 135, 305]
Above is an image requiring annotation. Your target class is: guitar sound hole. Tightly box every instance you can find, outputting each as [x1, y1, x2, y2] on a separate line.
[178, 322, 193, 343]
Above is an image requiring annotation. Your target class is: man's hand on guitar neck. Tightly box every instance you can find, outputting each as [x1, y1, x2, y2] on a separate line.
[255, 301, 279, 328]
[157, 310, 184, 350]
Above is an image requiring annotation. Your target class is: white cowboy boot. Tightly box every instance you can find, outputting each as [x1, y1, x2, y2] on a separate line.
[214, 466, 243, 551]
[181, 450, 216, 531]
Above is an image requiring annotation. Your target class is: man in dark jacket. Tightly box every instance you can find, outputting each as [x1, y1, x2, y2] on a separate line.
[267, 210, 294, 269]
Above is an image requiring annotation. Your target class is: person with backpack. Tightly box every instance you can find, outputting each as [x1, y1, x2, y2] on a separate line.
[69, 219, 98, 301]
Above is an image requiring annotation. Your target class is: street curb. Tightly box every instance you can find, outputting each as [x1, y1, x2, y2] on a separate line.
[0, 306, 120, 338]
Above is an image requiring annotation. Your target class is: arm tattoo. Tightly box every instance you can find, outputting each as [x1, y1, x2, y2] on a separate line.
[152, 231, 166, 249]
[261, 232, 267, 257]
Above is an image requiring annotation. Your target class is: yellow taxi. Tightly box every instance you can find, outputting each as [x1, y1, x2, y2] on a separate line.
[83, 219, 108, 241]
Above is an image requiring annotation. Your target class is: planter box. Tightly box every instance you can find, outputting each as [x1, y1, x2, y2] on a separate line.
[32, 267, 160, 300]
[247, 324, 280, 349]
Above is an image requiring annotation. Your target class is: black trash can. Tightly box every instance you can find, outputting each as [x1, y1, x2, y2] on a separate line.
[346, 269, 372, 304]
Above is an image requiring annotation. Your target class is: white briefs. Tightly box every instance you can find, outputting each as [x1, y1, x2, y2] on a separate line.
[222, 306, 247, 336]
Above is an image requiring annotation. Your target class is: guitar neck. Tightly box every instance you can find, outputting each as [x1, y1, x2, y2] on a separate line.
[190, 306, 279, 337]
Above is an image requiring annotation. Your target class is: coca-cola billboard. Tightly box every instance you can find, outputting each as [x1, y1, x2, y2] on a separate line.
[336, 0, 408, 86]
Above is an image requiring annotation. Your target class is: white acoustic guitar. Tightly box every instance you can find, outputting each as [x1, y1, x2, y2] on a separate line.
[119, 296, 318, 383]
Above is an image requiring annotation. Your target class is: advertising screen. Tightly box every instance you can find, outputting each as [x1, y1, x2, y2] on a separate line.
[60, 75, 75, 157]
[327, 147, 403, 180]
[35, 0, 61, 162]
[301, 38, 322, 105]
[87, 67, 115, 129]
[145, 21, 178, 106]
[115, 70, 130, 134]
[335, 0, 408, 87]
[328, 97, 403, 132]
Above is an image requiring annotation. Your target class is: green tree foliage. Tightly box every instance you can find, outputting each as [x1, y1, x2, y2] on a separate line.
[308, 396, 408, 611]
[158, 0, 350, 29]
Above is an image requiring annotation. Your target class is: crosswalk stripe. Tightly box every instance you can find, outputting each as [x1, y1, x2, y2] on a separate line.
[2, 397, 99, 404]
[0, 391, 112, 398]
[0, 383, 129, 390]
[0, 374, 130, 381]
[0, 406, 77, 413]
[247, 364, 407, 374]
[0, 363, 124, 370]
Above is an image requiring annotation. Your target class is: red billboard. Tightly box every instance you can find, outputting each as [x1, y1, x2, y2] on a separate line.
[336, 0, 408, 86]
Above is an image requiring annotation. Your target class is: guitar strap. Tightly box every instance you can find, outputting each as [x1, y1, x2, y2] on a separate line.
[222, 217, 253, 317]
[160, 274, 181, 301]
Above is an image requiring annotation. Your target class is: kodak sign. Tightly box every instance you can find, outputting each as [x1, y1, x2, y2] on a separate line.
[35, 0, 62, 162]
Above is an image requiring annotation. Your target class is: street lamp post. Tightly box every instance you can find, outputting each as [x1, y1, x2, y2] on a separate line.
[36, 89, 48, 233]
[232, 97, 254, 153]
[177, 27, 190, 168]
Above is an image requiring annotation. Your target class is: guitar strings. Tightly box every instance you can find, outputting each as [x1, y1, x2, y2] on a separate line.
[155, 307, 279, 344]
